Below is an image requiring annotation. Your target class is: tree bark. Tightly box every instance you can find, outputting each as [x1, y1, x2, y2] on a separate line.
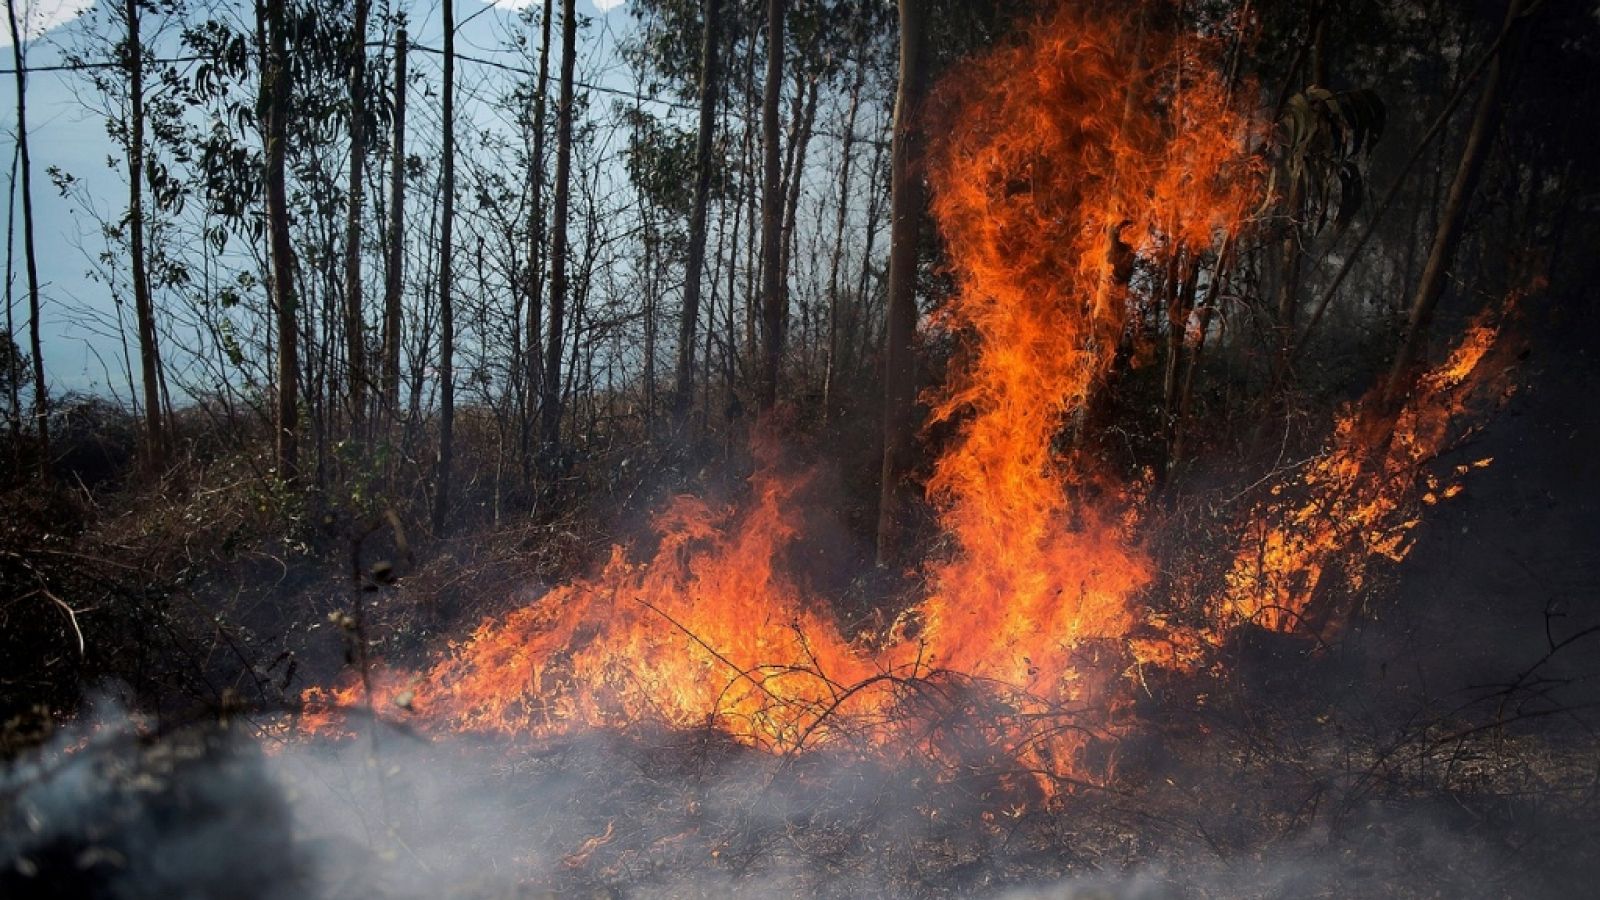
[261, 0, 297, 480]
[540, 0, 577, 457]
[822, 57, 865, 420]
[776, 72, 817, 349]
[7, 0, 46, 475]
[672, 0, 721, 423]
[4, 148, 19, 447]
[343, 0, 370, 432]
[125, 0, 163, 470]
[380, 27, 407, 424]
[1383, 0, 1525, 408]
[522, 0, 552, 478]
[756, 0, 785, 410]
[433, 0, 456, 533]
[875, 0, 928, 568]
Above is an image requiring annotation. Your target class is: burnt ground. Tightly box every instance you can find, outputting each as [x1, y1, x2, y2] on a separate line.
[3, 298, 1598, 898]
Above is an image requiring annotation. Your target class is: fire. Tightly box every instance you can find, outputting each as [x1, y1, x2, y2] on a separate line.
[415, 451, 900, 751]
[295, 5, 1515, 791]
[1219, 300, 1521, 635]
[918, 4, 1257, 695]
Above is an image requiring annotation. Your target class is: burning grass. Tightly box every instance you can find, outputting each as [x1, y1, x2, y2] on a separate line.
[295, 6, 1523, 806]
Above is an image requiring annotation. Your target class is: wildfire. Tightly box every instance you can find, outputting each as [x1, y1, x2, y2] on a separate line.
[297, 5, 1516, 791]
[1219, 300, 1521, 635]
[918, 4, 1257, 697]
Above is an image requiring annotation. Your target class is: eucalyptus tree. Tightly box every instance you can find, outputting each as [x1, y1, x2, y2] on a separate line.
[540, 0, 577, 459]
[260, 0, 298, 477]
[56, 0, 198, 468]
[522, 0, 552, 478]
[381, 26, 407, 424]
[757, 0, 783, 410]
[875, 0, 927, 566]
[621, 102, 694, 423]
[6, 0, 47, 473]
[343, 0, 371, 432]
[434, 0, 457, 533]
[1383, 0, 1529, 406]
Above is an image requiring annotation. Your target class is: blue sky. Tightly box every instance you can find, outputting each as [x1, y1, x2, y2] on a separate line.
[0, 0, 635, 396]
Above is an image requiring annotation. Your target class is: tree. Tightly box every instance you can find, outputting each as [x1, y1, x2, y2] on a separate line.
[822, 51, 867, 419]
[6, 0, 47, 475]
[380, 26, 407, 422]
[343, 0, 371, 431]
[540, 0, 576, 458]
[522, 0, 552, 478]
[259, 0, 299, 479]
[434, 0, 457, 532]
[3, 152, 19, 449]
[671, 0, 721, 424]
[875, 0, 927, 567]
[1383, 0, 1527, 407]
[757, 0, 784, 410]
[124, 0, 165, 469]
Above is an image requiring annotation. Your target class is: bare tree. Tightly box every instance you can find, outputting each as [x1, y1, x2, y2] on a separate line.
[672, 0, 721, 424]
[757, 0, 784, 410]
[522, 0, 552, 478]
[343, 0, 371, 431]
[259, 0, 298, 479]
[1383, 0, 1527, 407]
[434, 0, 457, 532]
[123, 0, 163, 469]
[6, 0, 46, 475]
[380, 26, 407, 423]
[876, 0, 928, 567]
[540, 0, 576, 457]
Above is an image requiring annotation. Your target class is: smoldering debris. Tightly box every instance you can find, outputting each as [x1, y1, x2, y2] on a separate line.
[5, 690, 1599, 900]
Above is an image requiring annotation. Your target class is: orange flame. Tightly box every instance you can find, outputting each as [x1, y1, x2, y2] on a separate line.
[919, 5, 1258, 695]
[295, 6, 1515, 791]
[1220, 301, 1521, 634]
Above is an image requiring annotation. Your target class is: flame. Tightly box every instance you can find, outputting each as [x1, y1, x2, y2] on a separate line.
[918, 4, 1257, 695]
[294, 5, 1516, 792]
[1219, 301, 1521, 634]
[415, 453, 900, 751]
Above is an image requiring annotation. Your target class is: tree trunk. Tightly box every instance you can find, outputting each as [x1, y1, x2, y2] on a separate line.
[875, 0, 928, 568]
[822, 57, 865, 420]
[433, 0, 457, 533]
[1159, 254, 1199, 480]
[4, 147, 19, 448]
[777, 72, 817, 349]
[756, 0, 785, 410]
[522, 0, 552, 479]
[1383, 0, 1525, 408]
[540, 0, 576, 458]
[124, 0, 163, 470]
[672, 0, 721, 423]
[7, 0, 45, 475]
[1172, 241, 1234, 468]
[343, 0, 370, 432]
[381, 27, 407, 424]
[261, 0, 298, 480]
[846, 127, 888, 390]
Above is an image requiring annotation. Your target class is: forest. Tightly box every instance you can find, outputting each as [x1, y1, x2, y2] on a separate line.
[2, 0, 1599, 896]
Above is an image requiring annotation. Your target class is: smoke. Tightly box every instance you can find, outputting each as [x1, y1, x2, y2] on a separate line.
[8, 686, 1596, 899]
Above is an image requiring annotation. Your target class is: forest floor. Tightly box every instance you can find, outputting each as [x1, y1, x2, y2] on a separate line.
[4, 299, 1599, 898]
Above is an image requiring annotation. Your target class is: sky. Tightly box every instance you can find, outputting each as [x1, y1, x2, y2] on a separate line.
[0, 0, 98, 47]
[0, 0, 632, 397]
